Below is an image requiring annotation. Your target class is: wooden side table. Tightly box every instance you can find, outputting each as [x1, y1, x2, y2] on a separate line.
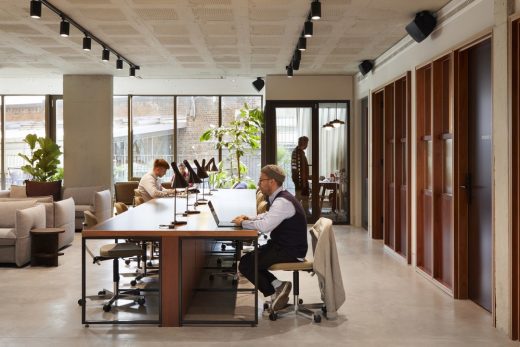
[30, 227, 65, 266]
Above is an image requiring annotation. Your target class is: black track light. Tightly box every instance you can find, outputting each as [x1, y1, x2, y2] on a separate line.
[60, 19, 69, 37]
[286, 65, 293, 78]
[292, 59, 300, 71]
[311, 0, 321, 20]
[102, 48, 110, 62]
[252, 77, 265, 92]
[30, 0, 41, 19]
[293, 49, 301, 62]
[130, 66, 136, 77]
[82, 36, 91, 51]
[116, 58, 123, 70]
[304, 20, 313, 37]
[298, 36, 307, 51]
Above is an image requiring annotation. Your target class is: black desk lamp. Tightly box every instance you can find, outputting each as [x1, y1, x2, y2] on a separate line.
[183, 160, 201, 215]
[167, 162, 188, 227]
[194, 159, 209, 204]
[205, 157, 219, 192]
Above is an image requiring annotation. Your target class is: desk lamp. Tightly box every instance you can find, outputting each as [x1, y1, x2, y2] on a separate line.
[194, 159, 209, 204]
[205, 157, 219, 192]
[183, 160, 201, 216]
[168, 162, 188, 227]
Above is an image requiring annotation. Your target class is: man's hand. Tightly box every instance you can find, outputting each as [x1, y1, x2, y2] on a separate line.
[232, 215, 249, 225]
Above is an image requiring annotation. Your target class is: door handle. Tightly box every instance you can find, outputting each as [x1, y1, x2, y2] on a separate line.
[461, 174, 472, 204]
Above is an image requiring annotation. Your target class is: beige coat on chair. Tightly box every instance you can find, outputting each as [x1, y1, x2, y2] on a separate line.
[310, 217, 345, 320]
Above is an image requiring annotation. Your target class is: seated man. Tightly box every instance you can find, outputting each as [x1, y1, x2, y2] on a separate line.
[138, 159, 175, 202]
[233, 164, 308, 311]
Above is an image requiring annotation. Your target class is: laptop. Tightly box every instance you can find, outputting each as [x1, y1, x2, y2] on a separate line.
[208, 201, 238, 228]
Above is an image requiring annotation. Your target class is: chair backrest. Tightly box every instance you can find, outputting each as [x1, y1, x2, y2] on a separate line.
[114, 202, 128, 215]
[114, 181, 139, 205]
[309, 217, 333, 257]
[133, 189, 144, 206]
[83, 210, 98, 229]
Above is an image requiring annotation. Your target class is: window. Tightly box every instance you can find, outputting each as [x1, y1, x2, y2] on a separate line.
[4, 96, 46, 189]
[131, 96, 174, 179]
[113, 96, 129, 182]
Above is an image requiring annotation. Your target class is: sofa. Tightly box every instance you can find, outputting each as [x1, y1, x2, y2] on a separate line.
[0, 197, 75, 267]
[62, 187, 112, 230]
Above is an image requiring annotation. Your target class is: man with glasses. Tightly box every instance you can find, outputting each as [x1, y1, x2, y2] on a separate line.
[232, 164, 308, 312]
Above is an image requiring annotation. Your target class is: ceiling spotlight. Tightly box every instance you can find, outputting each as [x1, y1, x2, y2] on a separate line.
[311, 0, 321, 20]
[60, 19, 69, 37]
[292, 59, 300, 71]
[293, 49, 301, 62]
[304, 19, 313, 37]
[252, 77, 265, 92]
[130, 66, 136, 77]
[298, 36, 307, 51]
[286, 66, 293, 78]
[102, 48, 110, 62]
[116, 58, 123, 70]
[82, 36, 91, 51]
[30, 0, 42, 19]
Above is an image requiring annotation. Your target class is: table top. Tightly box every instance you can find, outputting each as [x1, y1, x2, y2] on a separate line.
[83, 189, 258, 238]
[31, 227, 65, 234]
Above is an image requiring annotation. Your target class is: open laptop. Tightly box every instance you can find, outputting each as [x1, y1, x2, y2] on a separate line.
[208, 201, 237, 228]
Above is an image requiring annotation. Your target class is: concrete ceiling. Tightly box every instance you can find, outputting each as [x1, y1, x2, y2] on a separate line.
[0, 0, 450, 79]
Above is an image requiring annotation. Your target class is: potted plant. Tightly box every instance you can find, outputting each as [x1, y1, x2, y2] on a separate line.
[18, 133, 63, 200]
[200, 103, 263, 188]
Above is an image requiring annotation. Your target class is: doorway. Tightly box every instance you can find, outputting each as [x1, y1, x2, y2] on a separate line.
[264, 101, 350, 224]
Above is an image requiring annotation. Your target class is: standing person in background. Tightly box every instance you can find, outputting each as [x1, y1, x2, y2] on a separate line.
[291, 136, 310, 213]
[138, 159, 175, 202]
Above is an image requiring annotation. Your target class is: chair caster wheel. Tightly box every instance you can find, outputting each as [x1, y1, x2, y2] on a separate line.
[103, 304, 111, 312]
[98, 290, 106, 296]
[298, 298, 303, 305]
[209, 274, 215, 281]
[78, 299, 85, 306]
[125, 259, 131, 265]
[137, 298, 145, 306]
[130, 280, 137, 286]
[221, 244, 226, 251]
[147, 261, 153, 267]
[263, 302, 269, 310]
[269, 312, 278, 321]
[321, 306, 327, 314]
[313, 314, 321, 323]
[216, 259, 222, 267]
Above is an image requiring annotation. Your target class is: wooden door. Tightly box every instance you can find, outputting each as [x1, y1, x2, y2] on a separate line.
[466, 39, 492, 312]
[371, 91, 384, 239]
[361, 97, 368, 230]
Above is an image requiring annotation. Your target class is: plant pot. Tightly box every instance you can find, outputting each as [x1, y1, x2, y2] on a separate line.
[25, 180, 62, 201]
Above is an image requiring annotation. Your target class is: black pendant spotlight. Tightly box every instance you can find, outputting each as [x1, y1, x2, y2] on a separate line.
[311, 0, 321, 20]
[82, 36, 91, 51]
[30, 0, 42, 18]
[59, 19, 69, 37]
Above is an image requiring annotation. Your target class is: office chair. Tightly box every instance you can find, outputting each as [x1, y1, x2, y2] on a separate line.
[266, 217, 334, 323]
[80, 210, 146, 313]
[114, 202, 128, 215]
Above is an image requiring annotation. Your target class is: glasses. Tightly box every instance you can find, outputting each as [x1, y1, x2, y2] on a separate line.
[258, 178, 271, 183]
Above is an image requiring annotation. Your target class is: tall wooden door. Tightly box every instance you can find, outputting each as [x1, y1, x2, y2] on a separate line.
[466, 39, 492, 312]
[361, 97, 368, 230]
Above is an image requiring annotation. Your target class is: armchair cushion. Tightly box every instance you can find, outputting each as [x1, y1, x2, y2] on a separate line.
[15, 204, 46, 239]
[10, 185, 27, 198]
[0, 200, 37, 228]
[94, 190, 112, 223]
[62, 186, 103, 205]
[0, 228, 16, 246]
[54, 197, 75, 248]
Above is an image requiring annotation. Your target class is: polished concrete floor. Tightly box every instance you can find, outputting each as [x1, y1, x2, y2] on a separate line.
[0, 225, 515, 347]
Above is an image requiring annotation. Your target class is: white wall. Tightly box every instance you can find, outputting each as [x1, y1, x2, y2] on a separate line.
[265, 75, 353, 100]
[353, 0, 513, 338]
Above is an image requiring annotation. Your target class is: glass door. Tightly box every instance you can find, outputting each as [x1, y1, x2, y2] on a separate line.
[275, 106, 315, 221]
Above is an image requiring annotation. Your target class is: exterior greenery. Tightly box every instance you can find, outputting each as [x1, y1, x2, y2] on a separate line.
[200, 103, 263, 188]
[18, 134, 63, 182]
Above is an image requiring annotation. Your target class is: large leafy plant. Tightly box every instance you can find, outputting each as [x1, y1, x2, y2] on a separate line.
[200, 103, 263, 188]
[18, 134, 63, 182]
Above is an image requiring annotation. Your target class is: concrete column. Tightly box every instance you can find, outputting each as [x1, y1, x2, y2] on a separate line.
[493, 0, 513, 336]
[63, 75, 113, 189]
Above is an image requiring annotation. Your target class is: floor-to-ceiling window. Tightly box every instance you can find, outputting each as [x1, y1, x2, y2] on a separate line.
[3, 96, 46, 189]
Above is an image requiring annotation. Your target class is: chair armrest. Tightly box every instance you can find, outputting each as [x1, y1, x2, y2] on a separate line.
[94, 190, 113, 223]
[0, 190, 10, 198]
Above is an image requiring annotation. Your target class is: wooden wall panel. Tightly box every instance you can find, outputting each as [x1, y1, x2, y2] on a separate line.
[371, 91, 384, 239]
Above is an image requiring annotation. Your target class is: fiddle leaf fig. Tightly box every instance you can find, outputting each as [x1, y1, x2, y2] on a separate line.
[18, 134, 62, 182]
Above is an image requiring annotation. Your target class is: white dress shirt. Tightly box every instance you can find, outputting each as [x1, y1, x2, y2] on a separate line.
[242, 186, 295, 235]
[138, 170, 170, 202]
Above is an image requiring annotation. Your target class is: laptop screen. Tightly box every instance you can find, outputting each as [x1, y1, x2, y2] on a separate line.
[208, 201, 220, 224]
